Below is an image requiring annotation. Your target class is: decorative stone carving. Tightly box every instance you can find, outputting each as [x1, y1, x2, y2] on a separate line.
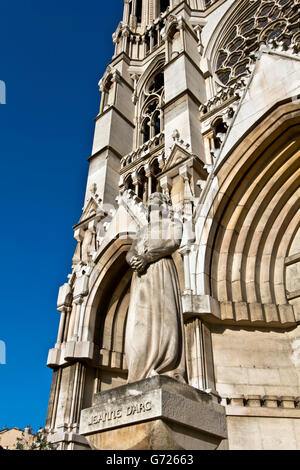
[125, 192, 186, 383]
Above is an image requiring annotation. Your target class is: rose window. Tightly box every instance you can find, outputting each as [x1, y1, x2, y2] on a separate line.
[215, 0, 300, 86]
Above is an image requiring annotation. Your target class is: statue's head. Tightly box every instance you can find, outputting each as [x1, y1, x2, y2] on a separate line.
[147, 192, 173, 220]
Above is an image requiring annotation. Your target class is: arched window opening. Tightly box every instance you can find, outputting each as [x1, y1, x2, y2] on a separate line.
[153, 111, 161, 136]
[136, 0, 142, 24]
[94, 253, 132, 383]
[125, 175, 135, 192]
[160, 0, 170, 14]
[138, 167, 148, 202]
[139, 69, 165, 145]
[212, 119, 228, 150]
[142, 118, 151, 143]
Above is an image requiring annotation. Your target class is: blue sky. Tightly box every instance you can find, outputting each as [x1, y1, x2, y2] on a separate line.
[0, 0, 123, 431]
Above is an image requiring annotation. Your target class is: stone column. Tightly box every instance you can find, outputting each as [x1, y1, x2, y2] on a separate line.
[185, 318, 217, 393]
[99, 84, 105, 115]
[142, 34, 147, 57]
[72, 297, 84, 342]
[145, 163, 153, 199]
[123, 0, 131, 23]
[56, 307, 67, 346]
[129, 35, 133, 57]
[54, 283, 73, 349]
[179, 245, 193, 295]
[156, 24, 161, 47]
[149, 30, 154, 53]
[63, 307, 72, 343]
[122, 28, 130, 55]
[179, 164, 195, 244]
[111, 70, 121, 107]
[136, 36, 142, 60]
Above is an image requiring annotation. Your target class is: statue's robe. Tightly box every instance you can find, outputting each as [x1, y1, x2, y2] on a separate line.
[125, 218, 186, 383]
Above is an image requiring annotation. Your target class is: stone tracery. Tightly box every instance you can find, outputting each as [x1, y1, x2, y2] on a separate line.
[215, 0, 300, 86]
[140, 71, 165, 144]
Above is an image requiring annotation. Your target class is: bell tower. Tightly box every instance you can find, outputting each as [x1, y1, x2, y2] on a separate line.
[46, 0, 300, 451]
[45, 0, 219, 450]
[45, 0, 217, 450]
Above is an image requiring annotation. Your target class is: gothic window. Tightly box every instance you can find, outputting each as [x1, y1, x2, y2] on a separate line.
[140, 71, 165, 144]
[125, 174, 134, 192]
[215, 0, 300, 86]
[151, 158, 161, 193]
[153, 28, 158, 48]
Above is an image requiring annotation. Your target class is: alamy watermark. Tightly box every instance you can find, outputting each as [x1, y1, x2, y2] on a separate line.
[0, 341, 6, 364]
[0, 80, 6, 104]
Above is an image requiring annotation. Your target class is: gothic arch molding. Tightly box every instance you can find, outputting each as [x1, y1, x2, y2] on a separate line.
[135, 52, 165, 99]
[196, 101, 300, 326]
[80, 237, 133, 346]
[80, 233, 185, 359]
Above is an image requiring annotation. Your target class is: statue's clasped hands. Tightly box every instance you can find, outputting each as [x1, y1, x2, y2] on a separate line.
[130, 255, 148, 274]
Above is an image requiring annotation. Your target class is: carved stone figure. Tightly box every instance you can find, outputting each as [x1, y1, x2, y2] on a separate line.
[125, 192, 186, 384]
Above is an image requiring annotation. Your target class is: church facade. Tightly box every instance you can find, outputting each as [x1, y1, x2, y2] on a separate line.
[46, 0, 300, 450]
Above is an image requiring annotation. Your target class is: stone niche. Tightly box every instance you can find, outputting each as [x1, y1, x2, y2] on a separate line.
[79, 376, 227, 450]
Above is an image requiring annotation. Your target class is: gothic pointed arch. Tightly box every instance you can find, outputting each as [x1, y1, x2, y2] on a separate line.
[197, 101, 300, 327]
[81, 237, 133, 347]
[135, 53, 165, 98]
[138, 71, 165, 145]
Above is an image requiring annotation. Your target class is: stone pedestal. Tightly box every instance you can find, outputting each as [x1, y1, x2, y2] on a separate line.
[79, 376, 227, 450]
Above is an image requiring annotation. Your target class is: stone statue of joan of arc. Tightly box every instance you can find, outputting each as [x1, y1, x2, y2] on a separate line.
[125, 192, 186, 384]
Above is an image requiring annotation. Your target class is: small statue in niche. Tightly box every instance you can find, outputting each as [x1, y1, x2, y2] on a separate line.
[125, 192, 186, 384]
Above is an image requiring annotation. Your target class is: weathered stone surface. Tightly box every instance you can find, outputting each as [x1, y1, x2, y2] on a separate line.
[87, 420, 223, 451]
[80, 376, 227, 450]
